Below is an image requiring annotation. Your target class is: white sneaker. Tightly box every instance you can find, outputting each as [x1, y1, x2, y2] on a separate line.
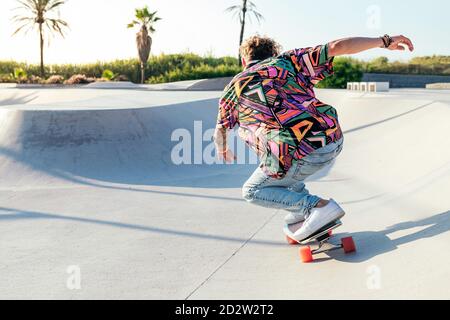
[284, 211, 306, 225]
[289, 199, 345, 242]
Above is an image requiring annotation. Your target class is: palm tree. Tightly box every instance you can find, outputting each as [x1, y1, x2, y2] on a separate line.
[12, 0, 69, 77]
[128, 6, 161, 84]
[226, 0, 264, 65]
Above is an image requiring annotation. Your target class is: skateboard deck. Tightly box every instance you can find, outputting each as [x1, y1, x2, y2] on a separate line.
[285, 219, 356, 263]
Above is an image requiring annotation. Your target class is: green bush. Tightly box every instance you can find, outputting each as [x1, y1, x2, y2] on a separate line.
[11, 67, 28, 83]
[102, 69, 115, 81]
[316, 57, 364, 89]
[146, 63, 241, 84]
[362, 55, 450, 75]
[13, 67, 27, 79]
[0, 54, 240, 84]
[0, 54, 448, 87]
[410, 55, 450, 65]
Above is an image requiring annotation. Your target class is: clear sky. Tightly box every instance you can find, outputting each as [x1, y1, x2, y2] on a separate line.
[0, 0, 449, 64]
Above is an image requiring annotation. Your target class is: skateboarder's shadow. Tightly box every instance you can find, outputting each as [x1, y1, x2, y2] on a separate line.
[324, 210, 450, 263]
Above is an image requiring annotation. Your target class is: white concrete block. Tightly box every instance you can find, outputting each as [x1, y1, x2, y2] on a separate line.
[368, 82, 390, 92]
[360, 82, 368, 92]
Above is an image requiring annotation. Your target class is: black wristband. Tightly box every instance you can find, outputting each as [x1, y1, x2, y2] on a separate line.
[381, 34, 393, 48]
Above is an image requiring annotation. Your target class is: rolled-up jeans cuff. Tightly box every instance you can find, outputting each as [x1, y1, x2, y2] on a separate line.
[298, 195, 321, 216]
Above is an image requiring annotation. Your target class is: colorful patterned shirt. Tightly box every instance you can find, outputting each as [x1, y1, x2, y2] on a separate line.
[217, 44, 343, 179]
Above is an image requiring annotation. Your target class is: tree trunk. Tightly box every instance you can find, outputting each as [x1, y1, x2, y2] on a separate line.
[238, 0, 247, 66]
[137, 26, 151, 84]
[39, 23, 44, 77]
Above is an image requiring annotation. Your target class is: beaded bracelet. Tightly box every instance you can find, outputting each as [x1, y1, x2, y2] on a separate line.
[381, 34, 393, 48]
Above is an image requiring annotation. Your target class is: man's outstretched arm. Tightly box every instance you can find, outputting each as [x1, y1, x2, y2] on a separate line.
[328, 35, 414, 57]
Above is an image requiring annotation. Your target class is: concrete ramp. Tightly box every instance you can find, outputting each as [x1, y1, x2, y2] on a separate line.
[0, 87, 449, 299]
[0, 98, 247, 189]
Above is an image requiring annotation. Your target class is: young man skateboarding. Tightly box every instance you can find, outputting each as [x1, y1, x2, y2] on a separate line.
[214, 34, 414, 242]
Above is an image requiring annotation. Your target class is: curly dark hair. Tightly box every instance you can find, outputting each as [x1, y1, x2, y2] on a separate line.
[239, 35, 282, 61]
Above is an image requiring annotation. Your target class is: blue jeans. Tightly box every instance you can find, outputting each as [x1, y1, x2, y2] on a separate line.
[242, 138, 344, 218]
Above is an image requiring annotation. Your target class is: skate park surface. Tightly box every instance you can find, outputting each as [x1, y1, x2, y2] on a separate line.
[0, 83, 449, 299]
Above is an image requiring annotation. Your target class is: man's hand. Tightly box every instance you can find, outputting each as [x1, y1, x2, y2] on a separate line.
[387, 35, 414, 52]
[213, 125, 236, 163]
[217, 149, 237, 163]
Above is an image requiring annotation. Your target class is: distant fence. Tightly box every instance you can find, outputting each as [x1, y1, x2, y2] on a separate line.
[362, 73, 450, 88]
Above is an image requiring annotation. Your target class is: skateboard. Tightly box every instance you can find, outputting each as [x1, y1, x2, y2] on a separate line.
[285, 219, 356, 263]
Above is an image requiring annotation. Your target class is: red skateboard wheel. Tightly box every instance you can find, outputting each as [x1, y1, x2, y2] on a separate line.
[341, 236, 356, 253]
[299, 246, 314, 263]
[286, 236, 298, 245]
